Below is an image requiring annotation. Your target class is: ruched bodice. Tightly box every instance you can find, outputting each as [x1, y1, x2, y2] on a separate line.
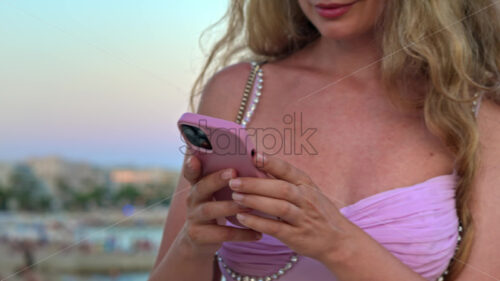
[218, 173, 459, 281]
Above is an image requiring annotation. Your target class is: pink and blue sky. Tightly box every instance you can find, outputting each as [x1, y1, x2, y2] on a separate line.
[0, 0, 228, 170]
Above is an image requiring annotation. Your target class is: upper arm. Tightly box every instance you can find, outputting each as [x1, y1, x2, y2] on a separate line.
[455, 98, 500, 280]
[152, 61, 253, 270]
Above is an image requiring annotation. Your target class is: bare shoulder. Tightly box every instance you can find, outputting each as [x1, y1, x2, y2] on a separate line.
[196, 61, 254, 120]
[457, 97, 500, 280]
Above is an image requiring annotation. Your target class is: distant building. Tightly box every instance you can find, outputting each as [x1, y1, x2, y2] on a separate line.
[24, 156, 111, 195]
[110, 168, 178, 187]
[0, 156, 180, 209]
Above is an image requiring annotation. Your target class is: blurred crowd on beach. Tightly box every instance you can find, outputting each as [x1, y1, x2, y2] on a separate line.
[0, 211, 165, 281]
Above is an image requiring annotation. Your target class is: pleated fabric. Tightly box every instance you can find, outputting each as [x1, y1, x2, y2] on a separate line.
[218, 174, 459, 281]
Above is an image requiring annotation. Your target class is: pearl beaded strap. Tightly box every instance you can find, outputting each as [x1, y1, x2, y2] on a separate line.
[235, 61, 260, 126]
[215, 251, 299, 281]
[472, 92, 484, 117]
[236, 61, 264, 128]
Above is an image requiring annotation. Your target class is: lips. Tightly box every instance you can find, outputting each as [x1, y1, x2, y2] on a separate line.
[314, 2, 356, 19]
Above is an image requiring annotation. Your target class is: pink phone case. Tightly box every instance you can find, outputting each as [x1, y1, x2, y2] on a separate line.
[178, 112, 276, 227]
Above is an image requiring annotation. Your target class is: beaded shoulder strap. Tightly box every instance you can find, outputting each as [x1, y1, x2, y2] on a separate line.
[235, 61, 265, 127]
[472, 91, 485, 118]
[451, 91, 485, 175]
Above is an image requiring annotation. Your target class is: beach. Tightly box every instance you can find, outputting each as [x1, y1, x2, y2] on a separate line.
[0, 210, 166, 281]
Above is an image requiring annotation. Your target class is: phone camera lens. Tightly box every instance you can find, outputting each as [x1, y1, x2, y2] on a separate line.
[181, 124, 212, 150]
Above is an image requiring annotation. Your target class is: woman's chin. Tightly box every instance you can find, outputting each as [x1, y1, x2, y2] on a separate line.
[317, 23, 376, 42]
[319, 29, 366, 41]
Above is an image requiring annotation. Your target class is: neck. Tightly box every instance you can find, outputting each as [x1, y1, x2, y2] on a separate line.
[302, 31, 383, 80]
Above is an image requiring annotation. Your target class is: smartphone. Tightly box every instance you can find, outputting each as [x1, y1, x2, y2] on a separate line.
[177, 112, 276, 227]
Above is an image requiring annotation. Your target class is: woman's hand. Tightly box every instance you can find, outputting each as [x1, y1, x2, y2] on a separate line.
[176, 155, 263, 259]
[228, 153, 361, 265]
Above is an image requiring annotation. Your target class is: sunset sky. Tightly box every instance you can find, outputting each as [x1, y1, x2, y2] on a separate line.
[0, 0, 228, 170]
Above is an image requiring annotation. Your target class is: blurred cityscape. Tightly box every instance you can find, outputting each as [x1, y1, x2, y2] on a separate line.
[0, 156, 180, 281]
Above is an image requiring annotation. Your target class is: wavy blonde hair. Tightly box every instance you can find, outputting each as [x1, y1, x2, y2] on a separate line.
[190, 0, 500, 279]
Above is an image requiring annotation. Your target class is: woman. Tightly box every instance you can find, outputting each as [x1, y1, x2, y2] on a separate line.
[150, 1, 500, 280]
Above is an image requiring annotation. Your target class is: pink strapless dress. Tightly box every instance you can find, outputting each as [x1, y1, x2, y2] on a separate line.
[217, 174, 460, 281]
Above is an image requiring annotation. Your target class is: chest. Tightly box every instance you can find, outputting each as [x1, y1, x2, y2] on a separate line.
[244, 77, 455, 208]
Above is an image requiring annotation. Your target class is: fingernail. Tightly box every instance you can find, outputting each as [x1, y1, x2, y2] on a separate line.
[232, 192, 244, 201]
[221, 169, 233, 180]
[256, 152, 266, 164]
[229, 179, 241, 190]
[236, 213, 246, 221]
[186, 156, 193, 169]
